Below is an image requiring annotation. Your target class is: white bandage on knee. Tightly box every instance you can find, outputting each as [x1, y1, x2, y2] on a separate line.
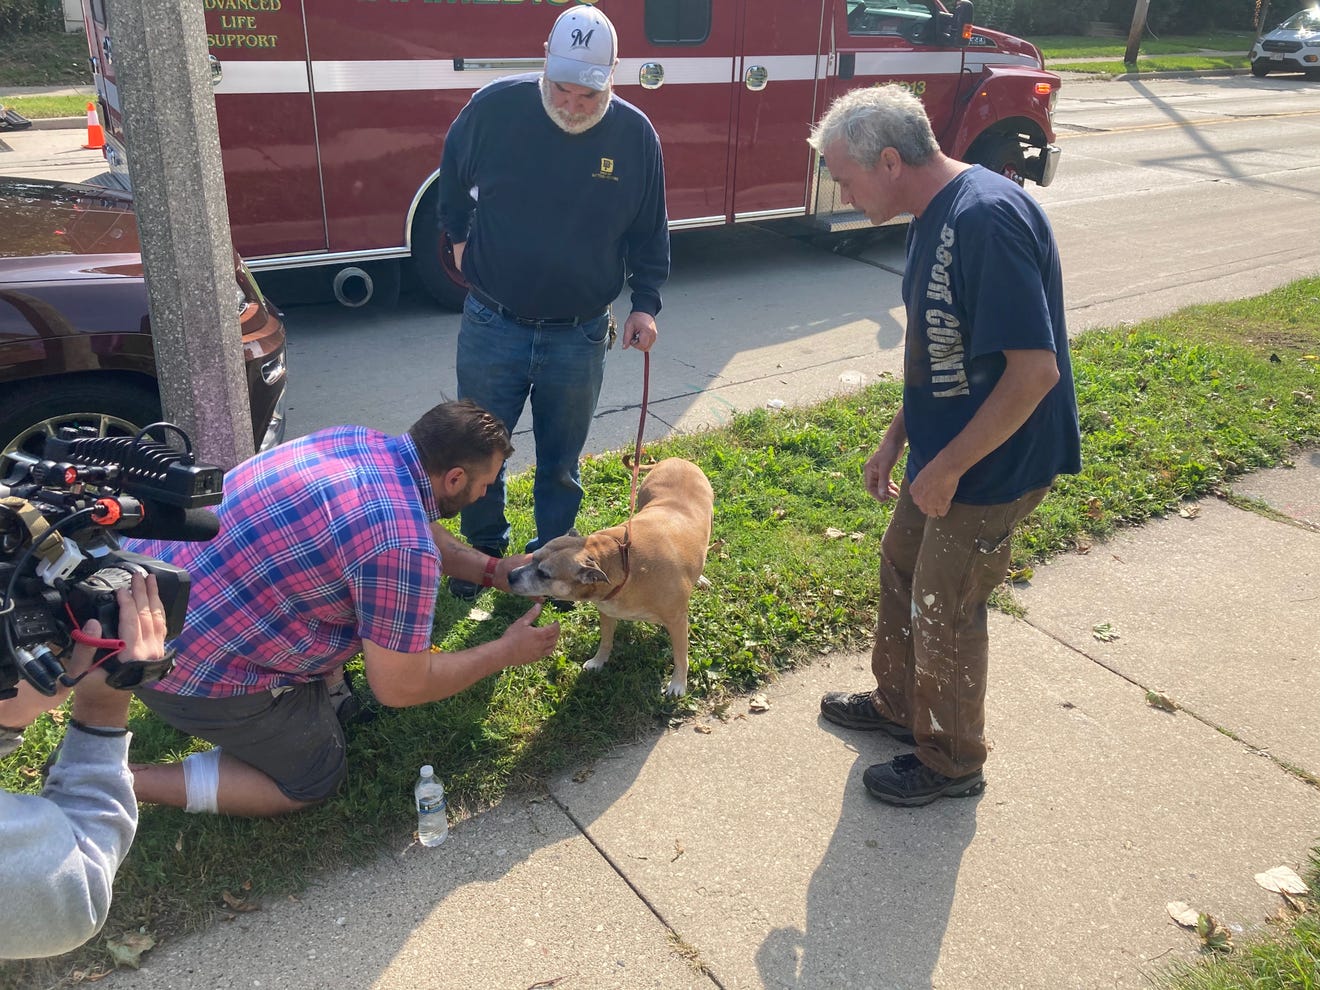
[182, 747, 223, 814]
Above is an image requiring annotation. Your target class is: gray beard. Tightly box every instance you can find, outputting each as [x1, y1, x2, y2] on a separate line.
[539, 75, 611, 135]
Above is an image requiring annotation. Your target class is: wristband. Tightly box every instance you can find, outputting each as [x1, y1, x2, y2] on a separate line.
[481, 555, 499, 588]
[68, 719, 129, 738]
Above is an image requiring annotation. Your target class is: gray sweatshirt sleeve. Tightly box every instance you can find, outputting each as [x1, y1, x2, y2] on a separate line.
[0, 729, 137, 960]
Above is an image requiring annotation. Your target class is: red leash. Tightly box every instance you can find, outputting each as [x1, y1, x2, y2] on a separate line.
[602, 350, 650, 603]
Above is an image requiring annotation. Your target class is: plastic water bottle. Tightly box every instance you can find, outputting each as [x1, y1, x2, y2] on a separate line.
[415, 765, 448, 847]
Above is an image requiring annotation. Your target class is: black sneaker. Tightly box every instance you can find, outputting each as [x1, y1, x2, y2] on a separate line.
[447, 545, 502, 602]
[328, 676, 377, 728]
[863, 753, 985, 807]
[819, 691, 916, 744]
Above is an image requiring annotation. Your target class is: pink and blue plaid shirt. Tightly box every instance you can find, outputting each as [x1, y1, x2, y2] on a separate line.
[127, 428, 442, 698]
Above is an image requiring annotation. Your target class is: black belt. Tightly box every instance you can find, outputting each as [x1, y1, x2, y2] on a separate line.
[467, 285, 606, 328]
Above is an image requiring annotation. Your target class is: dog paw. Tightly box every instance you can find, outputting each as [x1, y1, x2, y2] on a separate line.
[664, 677, 688, 698]
[582, 656, 608, 672]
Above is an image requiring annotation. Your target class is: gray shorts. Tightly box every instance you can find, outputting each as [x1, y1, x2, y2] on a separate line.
[137, 680, 348, 802]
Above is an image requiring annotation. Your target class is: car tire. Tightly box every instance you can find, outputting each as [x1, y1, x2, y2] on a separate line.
[410, 187, 468, 311]
[967, 134, 1027, 186]
[0, 376, 161, 458]
[1251, 61, 1270, 77]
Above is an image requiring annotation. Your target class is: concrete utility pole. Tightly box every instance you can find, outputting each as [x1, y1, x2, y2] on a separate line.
[1124, 0, 1152, 65]
[105, 0, 255, 470]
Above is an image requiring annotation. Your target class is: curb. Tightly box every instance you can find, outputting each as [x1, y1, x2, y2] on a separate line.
[1054, 66, 1252, 82]
[31, 115, 84, 130]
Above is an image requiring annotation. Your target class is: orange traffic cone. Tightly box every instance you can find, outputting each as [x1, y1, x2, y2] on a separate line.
[82, 102, 105, 151]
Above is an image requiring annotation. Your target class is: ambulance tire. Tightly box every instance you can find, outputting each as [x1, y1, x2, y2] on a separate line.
[410, 199, 468, 311]
[970, 134, 1027, 187]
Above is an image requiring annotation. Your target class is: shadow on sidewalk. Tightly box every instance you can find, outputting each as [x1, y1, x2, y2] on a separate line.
[754, 720, 978, 989]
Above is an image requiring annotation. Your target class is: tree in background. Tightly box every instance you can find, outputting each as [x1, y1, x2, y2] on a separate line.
[974, 0, 1266, 34]
[0, 0, 60, 35]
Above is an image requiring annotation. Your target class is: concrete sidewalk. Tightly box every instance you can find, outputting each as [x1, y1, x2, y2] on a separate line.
[92, 456, 1320, 989]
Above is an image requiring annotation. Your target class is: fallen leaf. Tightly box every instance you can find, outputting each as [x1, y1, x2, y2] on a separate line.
[105, 931, 156, 969]
[572, 767, 594, 783]
[1167, 901, 1199, 928]
[849, 531, 866, 542]
[1282, 890, 1309, 913]
[1092, 622, 1120, 642]
[1197, 913, 1232, 952]
[694, 724, 713, 734]
[1085, 497, 1105, 520]
[174, 832, 184, 854]
[823, 527, 847, 540]
[468, 607, 492, 621]
[1254, 865, 1309, 895]
[1146, 690, 1178, 712]
[1008, 567, 1034, 583]
[749, 693, 771, 713]
[221, 890, 258, 912]
[1178, 504, 1201, 519]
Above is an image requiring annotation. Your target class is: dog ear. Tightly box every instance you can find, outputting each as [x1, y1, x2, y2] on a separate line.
[577, 559, 611, 585]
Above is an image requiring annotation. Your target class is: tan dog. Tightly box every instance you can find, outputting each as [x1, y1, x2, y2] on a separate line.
[507, 458, 714, 697]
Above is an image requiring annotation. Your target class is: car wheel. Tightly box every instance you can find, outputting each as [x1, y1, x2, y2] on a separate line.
[968, 134, 1027, 187]
[1251, 61, 1270, 77]
[0, 377, 161, 459]
[410, 187, 468, 311]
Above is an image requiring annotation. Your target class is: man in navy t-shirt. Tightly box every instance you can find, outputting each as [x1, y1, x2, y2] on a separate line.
[808, 86, 1081, 807]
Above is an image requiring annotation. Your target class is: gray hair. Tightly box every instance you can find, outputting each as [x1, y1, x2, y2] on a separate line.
[808, 85, 940, 168]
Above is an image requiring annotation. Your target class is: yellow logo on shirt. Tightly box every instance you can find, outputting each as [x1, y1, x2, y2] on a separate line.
[593, 157, 618, 182]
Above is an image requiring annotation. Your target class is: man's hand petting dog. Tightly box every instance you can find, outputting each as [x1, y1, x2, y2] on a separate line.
[497, 603, 561, 665]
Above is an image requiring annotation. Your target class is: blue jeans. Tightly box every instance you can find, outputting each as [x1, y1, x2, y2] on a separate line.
[455, 294, 609, 553]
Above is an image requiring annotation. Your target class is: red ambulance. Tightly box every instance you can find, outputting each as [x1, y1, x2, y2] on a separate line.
[81, 0, 1060, 308]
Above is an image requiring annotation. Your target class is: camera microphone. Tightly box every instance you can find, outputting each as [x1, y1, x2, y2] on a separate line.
[127, 504, 222, 543]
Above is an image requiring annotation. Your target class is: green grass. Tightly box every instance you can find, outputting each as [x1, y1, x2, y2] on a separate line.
[1037, 31, 1256, 76]
[0, 93, 89, 119]
[1152, 849, 1320, 990]
[1035, 32, 1257, 60]
[3, 275, 1320, 986]
[0, 30, 92, 88]
[1052, 55, 1250, 76]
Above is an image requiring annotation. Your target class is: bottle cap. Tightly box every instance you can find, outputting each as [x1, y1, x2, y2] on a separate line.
[420, 765, 434, 776]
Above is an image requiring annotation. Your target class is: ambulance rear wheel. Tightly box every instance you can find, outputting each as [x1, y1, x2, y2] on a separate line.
[410, 193, 468, 311]
[969, 134, 1027, 187]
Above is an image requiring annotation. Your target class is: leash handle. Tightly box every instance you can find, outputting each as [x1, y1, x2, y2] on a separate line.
[628, 349, 650, 518]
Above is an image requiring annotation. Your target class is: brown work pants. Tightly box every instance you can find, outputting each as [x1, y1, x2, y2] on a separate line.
[871, 481, 1049, 778]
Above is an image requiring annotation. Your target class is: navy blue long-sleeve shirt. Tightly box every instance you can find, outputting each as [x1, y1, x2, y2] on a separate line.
[438, 75, 670, 320]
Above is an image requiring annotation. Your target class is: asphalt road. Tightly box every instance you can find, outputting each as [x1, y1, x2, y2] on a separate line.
[274, 74, 1320, 464]
[3, 74, 1318, 467]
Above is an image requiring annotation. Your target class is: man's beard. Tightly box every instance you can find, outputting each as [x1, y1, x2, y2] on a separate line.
[539, 75, 611, 135]
[436, 480, 475, 519]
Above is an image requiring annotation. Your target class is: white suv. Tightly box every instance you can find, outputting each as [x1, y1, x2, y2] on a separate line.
[1251, 7, 1320, 78]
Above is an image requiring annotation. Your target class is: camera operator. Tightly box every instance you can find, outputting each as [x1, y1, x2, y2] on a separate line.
[0, 573, 168, 960]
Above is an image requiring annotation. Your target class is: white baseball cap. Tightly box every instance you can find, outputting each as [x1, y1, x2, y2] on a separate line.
[544, 5, 618, 92]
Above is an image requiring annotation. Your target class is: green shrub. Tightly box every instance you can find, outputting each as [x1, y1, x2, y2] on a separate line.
[0, 0, 62, 35]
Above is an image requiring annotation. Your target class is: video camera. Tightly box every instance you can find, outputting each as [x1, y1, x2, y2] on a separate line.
[0, 423, 224, 699]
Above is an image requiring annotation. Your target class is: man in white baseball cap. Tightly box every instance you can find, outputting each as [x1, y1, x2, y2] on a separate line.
[543, 4, 618, 92]
[436, 4, 670, 604]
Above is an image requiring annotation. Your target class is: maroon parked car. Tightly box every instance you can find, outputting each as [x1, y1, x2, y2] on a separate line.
[0, 176, 287, 457]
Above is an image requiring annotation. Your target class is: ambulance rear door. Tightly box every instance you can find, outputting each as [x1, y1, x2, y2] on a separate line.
[206, 1, 325, 258]
[729, 0, 830, 220]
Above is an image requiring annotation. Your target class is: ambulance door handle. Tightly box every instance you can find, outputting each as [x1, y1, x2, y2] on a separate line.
[745, 65, 769, 91]
[640, 62, 665, 90]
